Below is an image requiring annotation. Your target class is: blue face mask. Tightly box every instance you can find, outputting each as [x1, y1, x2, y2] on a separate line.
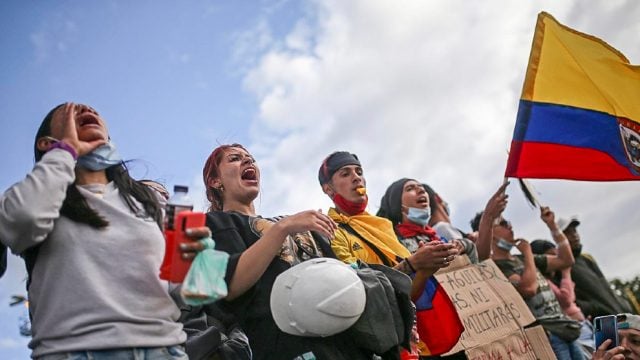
[443, 202, 450, 216]
[496, 238, 514, 252]
[77, 141, 122, 171]
[406, 207, 431, 227]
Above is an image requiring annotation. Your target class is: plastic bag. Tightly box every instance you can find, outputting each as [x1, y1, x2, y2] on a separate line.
[181, 237, 229, 305]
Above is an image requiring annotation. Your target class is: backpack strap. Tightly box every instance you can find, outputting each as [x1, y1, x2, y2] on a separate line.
[338, 222, 401, 267]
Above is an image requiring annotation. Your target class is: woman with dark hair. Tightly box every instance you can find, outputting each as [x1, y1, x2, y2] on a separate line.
[376, 178, 465, 359]
[0, 103, 186, 359]
[189, 143, 369, 360]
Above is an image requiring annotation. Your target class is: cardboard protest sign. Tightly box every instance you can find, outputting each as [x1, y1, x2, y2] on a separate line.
[435, 256, 556, 358]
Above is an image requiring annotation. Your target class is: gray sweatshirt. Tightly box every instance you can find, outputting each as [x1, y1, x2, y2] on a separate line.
[0, 149, 185, 358]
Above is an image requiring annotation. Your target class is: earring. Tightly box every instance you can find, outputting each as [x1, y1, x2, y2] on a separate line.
[217, 185, 224, 192]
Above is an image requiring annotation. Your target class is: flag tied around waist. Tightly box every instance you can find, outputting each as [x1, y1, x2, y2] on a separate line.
[415, 276, 464, 356]
[505, 12, 640, 181]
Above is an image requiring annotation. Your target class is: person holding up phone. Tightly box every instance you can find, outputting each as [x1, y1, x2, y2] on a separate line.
[593, 313, 640, 360]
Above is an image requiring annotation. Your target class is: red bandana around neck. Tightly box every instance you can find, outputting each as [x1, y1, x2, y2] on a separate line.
[333, 193, 367, 216]
[396, 222, 439, 241]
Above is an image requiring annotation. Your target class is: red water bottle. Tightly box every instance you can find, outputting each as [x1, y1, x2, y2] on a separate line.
[160, 185, 199, 282]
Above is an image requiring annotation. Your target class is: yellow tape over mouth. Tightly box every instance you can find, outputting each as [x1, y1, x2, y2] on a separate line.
[356, 188, 367, 195]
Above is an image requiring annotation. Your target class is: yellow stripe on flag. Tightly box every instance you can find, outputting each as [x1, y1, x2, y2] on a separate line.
[521, 12, 640, 123]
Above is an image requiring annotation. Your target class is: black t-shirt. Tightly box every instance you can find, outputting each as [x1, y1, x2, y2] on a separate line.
[207, 211, 370, 360]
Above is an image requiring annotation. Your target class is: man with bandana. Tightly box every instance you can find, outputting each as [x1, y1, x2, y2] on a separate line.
[318, 151, 457, 284]
[318, 151, 460, 358]
[557, 216, 634, 320]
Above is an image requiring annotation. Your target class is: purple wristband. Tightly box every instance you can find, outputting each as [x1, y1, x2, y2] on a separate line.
[49, 141, 78, 160]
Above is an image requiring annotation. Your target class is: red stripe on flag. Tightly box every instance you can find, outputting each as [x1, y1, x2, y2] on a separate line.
[416, 283, 464, 356]
[505, 141, 640, 180]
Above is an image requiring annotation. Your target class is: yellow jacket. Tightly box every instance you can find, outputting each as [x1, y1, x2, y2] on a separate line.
[328, 208, 410, 266]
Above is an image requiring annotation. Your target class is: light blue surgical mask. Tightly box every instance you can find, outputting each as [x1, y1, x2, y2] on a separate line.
[407, 207, 431, 227]
[496, 238, 514, 252]
[77, 141, 122, 171]
[443, 202, 450, 216]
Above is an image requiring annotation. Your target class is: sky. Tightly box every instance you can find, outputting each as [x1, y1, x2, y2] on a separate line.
[1, 0, 639, 358]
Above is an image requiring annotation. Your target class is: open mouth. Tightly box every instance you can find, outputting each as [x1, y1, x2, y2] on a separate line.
[241, 168, 258, 182]
[416, 196, 428, 205]
[77, 114, 100, 128]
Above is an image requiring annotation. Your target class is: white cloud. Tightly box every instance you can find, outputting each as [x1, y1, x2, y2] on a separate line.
[29, 16, 78, 63]
[237, 0, 640, 279]
[29, 32, 50, 63]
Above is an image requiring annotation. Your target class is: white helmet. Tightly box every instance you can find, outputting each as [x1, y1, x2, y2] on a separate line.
[270, 257, 366, 337]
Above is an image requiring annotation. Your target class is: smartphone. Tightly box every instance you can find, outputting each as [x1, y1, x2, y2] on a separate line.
[594, 315, 618, 350]
[160, 211, 206, 283]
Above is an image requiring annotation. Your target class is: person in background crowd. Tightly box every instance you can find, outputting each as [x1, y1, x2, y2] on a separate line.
[421, 183, 478, 263]
[0, 103, 187, 359]
[470, 182, 509, 262]
[557, 216, 634, 319]
[184, 144, 370, 360]
[592, 313, 640, 360]
[531, 239, 595, 358]
[471, 200, 583, 359]
[318, 152, 460, 358]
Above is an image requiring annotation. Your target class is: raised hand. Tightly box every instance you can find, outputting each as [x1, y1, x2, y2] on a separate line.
[55, 102, 107, 156]
[515, 238, 531, 254]
[539, 206, 556, 228]
[483, 181, 509, 222]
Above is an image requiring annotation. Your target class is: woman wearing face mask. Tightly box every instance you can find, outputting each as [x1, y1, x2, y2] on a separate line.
[377, 179, 454, 256]
[377, 178, 465, 359]
[0, 103, 187, 359]
[188, 144, 369, 360]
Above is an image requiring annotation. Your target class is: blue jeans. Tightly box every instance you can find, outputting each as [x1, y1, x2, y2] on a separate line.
[37, 346, 188, 360]
[576, 320, 595, 359]
[549, 333, 585, 360]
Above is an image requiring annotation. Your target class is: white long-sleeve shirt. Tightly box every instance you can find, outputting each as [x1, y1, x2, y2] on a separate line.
[0, 149, 185, 358]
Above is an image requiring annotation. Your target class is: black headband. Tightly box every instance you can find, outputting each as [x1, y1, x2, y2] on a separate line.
[318, 151, 361, 185]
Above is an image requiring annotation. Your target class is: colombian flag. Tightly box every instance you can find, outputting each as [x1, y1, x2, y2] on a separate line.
[505, 12, 640, 181]
[415, 276, 463, 356]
